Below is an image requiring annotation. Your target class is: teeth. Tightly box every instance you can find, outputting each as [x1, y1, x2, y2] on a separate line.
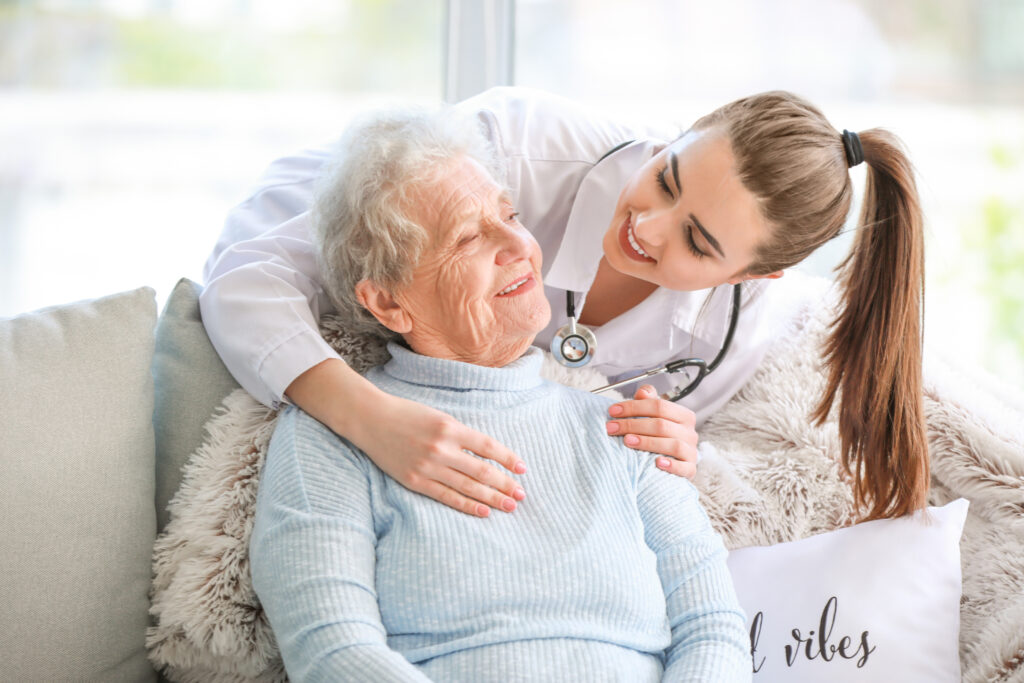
[499, 277, 529, 295]
[627, 223, 649, 258]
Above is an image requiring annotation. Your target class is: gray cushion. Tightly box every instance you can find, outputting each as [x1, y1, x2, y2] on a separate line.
[152, 278, 240, 534]
[0, 287, 159, 682]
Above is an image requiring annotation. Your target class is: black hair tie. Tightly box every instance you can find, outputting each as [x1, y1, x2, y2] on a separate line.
[841, 129, 864, 168]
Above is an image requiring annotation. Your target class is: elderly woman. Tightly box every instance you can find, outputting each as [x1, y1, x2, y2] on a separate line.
[249, 108, 749, 682]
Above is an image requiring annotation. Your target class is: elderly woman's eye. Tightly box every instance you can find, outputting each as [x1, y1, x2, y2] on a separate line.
[458, 233, 479, 247]
[506, 211, 520, 223]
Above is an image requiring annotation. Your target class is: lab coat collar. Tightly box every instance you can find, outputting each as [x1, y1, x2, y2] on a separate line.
[677, 279, 769, 348]
[543, 139, 660, 293]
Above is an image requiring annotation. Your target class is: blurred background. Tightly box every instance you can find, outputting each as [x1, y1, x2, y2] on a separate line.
[1, 0, 1022, 389]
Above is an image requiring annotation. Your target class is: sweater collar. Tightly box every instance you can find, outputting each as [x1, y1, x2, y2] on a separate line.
[382, 342, 546, 392]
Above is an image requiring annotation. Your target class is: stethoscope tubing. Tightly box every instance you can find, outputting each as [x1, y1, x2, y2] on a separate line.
[591, 366, 675, 395]
[588, 283, 742, 401]
[552, 139, 743, 402]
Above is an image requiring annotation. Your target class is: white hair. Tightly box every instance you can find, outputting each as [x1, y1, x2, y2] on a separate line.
[312, 106, 503, 341]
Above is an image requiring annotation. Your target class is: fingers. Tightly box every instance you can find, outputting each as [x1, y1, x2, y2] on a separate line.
[614, 431, 698, 480]
[415, 479, 492, 518]
[414, 419, 526, 514]
[462, 428, 528, 476]
[607, 416, 696, 446]
[618, 431, 697, 460]
[360, 398, 526, 517]
[404, 449, 525, 516]
[607, 385, 696, 427]
[654, 455, 697, 480]
[433, 464, 524, 513]
[605, 384, 699, 480]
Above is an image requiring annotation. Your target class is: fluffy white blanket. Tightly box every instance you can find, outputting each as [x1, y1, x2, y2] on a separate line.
[147, 292, 1024, 683]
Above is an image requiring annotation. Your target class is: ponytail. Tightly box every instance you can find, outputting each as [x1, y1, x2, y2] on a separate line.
[707, 91, 929, 519]
[812, 129, 929, 520]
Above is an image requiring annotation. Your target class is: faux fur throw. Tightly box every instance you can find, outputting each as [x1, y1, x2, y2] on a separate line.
[147, 295, 1024, 683]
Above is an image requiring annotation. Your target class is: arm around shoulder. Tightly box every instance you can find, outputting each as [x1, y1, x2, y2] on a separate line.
[200, 211, 341, 408]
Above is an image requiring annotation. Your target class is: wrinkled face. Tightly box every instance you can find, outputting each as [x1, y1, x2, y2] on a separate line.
[602, 127, 772, 291]
[392, 156, 551, 366]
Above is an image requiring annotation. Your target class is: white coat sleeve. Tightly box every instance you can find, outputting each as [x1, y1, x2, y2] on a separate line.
[201, 144, 341, 408]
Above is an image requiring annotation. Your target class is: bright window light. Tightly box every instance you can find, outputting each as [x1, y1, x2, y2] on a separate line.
[515, 0, 1024, 390]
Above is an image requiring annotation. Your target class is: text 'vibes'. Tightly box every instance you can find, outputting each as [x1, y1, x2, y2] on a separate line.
[748, 596, 876, 674]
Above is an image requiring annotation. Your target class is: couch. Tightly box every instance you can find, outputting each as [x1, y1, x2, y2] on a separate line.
[1, 280, 241, 682]
[2, 277, 1022, 682]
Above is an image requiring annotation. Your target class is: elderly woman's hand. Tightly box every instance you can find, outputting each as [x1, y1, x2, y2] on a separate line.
[605, 385, 698, 479]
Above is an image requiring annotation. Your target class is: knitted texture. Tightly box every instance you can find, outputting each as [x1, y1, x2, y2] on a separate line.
[249, 344, 749, 681]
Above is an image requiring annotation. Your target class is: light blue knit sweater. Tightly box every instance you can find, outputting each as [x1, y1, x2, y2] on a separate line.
[250, 344, 750, 682]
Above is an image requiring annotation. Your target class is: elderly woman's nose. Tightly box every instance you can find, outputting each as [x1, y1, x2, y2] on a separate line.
[494, 225, 532, 266]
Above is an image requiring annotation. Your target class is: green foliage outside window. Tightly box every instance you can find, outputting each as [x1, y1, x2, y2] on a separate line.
[947, 141, 1024, 386]
[0, 1, 441, 92]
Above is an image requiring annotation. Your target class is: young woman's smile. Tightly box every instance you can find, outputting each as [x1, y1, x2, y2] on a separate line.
[617, 215, 656, 262]
[602, 127, 776, 292]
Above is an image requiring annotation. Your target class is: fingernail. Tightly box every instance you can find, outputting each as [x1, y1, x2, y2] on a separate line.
[514, 462, 527, 474]
[502, 498, 517, 512]
[609, 404, 624, 416]
[657, 457, 670, 469]
[477, 504, 490, 517]
[513, 486, 526, 500]
[606, 421, 620, 434]
[625, 434, 640, 446]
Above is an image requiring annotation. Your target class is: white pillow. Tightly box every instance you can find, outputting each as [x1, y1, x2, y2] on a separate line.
[727, 498, 968, 682]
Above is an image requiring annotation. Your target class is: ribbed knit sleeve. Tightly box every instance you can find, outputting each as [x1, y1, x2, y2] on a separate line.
[249, 407, 433, 683]
[636, 465, 752, 682]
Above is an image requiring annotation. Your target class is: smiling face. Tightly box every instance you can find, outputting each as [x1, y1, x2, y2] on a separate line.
[602, 127, 778, 291]
[359, 156, 551, 367]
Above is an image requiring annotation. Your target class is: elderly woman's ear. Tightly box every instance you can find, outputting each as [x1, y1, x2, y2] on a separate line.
[355, 279, 412, 334]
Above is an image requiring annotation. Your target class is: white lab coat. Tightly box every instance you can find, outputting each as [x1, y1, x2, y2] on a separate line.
[201, 86, 817, 424]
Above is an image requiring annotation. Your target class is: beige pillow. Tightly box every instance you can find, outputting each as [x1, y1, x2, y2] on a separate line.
[0, 288, 159, 682]
[152, 278, 241, 534]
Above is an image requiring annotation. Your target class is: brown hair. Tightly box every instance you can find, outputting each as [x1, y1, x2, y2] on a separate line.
[694, 92, 928, 520]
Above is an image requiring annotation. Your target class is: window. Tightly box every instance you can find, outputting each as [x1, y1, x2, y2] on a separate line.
[0, 0, 443, 316]
[3, 0, 1020, 388]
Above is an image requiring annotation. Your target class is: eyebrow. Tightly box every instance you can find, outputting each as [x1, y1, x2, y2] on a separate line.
[444, 187, 514, 243]
[690, 213, 725, 258]
[668, 150, 726, 258]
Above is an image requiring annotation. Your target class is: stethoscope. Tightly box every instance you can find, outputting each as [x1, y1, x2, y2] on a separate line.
[551, 282, 743, 403]
[547, 138, 743, 403]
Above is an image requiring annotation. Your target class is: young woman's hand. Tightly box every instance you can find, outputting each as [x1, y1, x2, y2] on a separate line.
[288, 359, 526, 518]
[348, 391, 528, 517]
[605, 384, 698, 479]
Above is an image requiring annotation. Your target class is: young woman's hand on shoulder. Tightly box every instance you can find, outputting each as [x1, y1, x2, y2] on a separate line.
[287, 359, 528, 517]
[606, 385, 699, 479]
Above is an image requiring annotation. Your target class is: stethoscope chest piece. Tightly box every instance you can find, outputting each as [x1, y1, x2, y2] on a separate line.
[550, 320, 597, 368]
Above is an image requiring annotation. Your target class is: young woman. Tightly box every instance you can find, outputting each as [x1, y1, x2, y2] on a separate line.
[202, 86, 926, 522]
